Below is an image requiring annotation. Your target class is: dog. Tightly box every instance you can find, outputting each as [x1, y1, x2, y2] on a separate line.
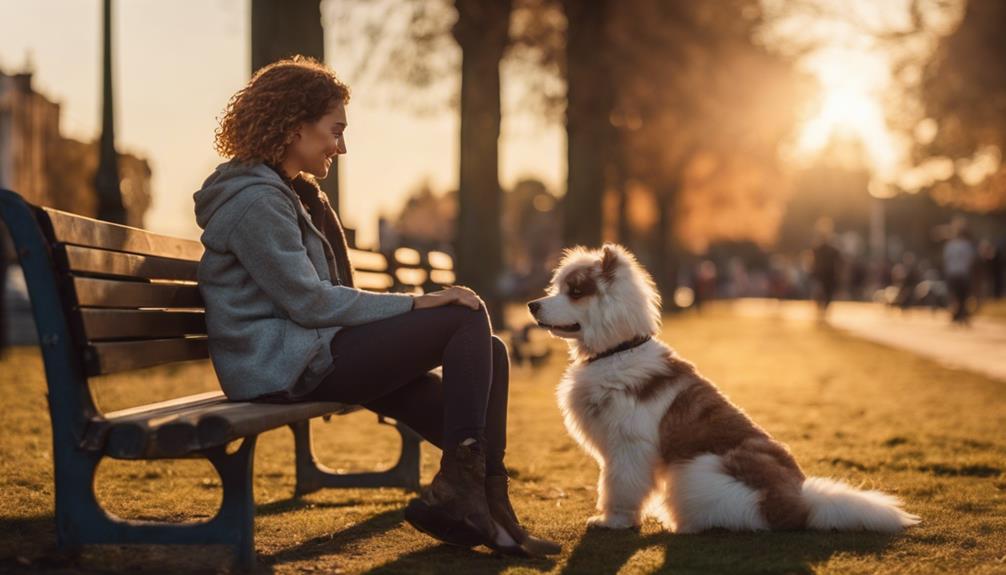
[528, 244, 919, 533]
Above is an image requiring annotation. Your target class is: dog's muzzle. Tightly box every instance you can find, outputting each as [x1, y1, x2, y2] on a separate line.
[527, 301, 580, 332]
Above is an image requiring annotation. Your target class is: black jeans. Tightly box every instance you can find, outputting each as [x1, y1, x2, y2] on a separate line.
[303, 305, 509, 476]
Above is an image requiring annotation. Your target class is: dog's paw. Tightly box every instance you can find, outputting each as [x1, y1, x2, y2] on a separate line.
[586, 514, 639, 530]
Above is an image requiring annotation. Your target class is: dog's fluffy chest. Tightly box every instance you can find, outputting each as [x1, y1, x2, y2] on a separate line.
[556, 341, 682, 454]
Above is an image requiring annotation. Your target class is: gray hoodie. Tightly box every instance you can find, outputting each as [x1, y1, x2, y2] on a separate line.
[193, 161, 414, 401]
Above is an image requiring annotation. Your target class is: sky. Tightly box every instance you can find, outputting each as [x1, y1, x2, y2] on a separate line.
[0, 0, 564, 245]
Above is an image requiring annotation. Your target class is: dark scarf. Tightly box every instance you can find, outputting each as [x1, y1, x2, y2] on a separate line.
[269, 165, 355, 287]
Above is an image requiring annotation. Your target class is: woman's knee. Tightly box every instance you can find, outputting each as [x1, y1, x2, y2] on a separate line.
[455, 303, 491, 336]
[490, 335, 509, 363]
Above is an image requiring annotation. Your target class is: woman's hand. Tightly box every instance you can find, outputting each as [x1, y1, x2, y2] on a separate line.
[412, 286, 484, 311]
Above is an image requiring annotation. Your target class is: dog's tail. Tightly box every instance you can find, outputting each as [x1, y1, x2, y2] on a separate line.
[801, 477, 920, 532]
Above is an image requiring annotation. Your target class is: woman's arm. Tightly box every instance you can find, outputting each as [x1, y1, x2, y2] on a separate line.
[227, 190, 414, 327]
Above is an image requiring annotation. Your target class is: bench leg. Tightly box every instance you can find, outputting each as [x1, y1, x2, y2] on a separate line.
[53, 436, 259, 570]
[291, 416, 421, 497]
[205, 436, 258, 569]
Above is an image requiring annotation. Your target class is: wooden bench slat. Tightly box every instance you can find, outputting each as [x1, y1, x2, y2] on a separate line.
[395, 267, 428, 286]
[81, 309, 206, 341]
[103, 391, 225, 420]
[430, 269, 456, 285]
[43, 207, 204, 261]
[355, 270, 394, 291]
[59, 245, 199, 282]
[194, 401, 359, 452]
[86, 337, 209, 376]
[348, 248, 387, 272]
[427, 250, 453, 270]
[73, 276, 203, 309]
[87, 392, 357, 459]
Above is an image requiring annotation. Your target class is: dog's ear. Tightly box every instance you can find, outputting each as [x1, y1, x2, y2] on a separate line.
[600, 244, 620, 282]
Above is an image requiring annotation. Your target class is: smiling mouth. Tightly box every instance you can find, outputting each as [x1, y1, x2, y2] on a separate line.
[536, 320, 581, 332]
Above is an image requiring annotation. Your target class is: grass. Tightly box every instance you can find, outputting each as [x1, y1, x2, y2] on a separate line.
[978, 298, 1006, 322]
[1, 304, 1004, 574]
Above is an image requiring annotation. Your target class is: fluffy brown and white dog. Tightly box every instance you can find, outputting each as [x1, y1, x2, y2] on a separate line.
[528, 244, 919, 533]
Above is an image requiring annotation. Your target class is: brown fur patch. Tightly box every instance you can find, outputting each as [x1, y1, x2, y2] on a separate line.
[600, 246, 619, 282]
[633, 353, 698, 402]
[658, 374, 808, 530]
[565, 266, 598, 300]
[720, 439, 808, 530]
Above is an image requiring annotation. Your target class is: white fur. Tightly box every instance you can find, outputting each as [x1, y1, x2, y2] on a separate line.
[533, 243, 920, 533]
[802, 477, 920, 532]
[663, 455, 769, 533]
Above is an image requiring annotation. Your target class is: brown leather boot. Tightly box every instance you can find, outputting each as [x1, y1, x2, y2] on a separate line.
[485, 475, 562, 556]
[404, 440, 497, 548]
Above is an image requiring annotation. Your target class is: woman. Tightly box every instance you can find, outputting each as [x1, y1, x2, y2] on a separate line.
[193, 56, 558, 557]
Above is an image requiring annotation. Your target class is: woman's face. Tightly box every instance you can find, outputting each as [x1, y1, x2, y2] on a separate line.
[285, 102, 347, 179]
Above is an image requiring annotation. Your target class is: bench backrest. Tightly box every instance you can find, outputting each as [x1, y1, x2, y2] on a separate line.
[41, 204, 453, 377]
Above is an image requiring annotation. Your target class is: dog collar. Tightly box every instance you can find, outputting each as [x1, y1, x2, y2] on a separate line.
[586, 335, 653, 363]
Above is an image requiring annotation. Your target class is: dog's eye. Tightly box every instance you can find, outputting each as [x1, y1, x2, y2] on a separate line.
[568, 288, 583, 299]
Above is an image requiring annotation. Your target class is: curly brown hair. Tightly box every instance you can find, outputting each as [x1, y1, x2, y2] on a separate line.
[214, 56, 350, 165]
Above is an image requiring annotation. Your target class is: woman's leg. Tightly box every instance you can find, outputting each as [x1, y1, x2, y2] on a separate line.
[338, 323, 557, 555]
[306, 305, 492, 451]
[363, 336, 510, 476]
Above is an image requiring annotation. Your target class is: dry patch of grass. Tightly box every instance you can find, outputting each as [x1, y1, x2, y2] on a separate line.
[1, 306, 1004, 574]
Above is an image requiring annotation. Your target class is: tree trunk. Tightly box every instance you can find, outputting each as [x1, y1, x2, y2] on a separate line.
[653, 184, 677, 299]
[562, 0, 614, 248]
[452, 0, 511, 329]
[251, 0, 340, 216]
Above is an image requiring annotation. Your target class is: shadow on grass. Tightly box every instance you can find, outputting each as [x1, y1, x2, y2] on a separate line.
[0, 515, 59, 568]
[256, 496, 382, 517]
[364, 543, 557, 574]
[0, 514, 236, 573]
[261, 507, 405, 569]
[561, 527, 896, 575]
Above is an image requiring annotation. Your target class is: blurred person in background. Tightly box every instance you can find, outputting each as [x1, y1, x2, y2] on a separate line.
[943, 218, 977, 325]
[894, 252, 921, 310]
[692, 259, 718, 310]
[811, 218, 842, 315]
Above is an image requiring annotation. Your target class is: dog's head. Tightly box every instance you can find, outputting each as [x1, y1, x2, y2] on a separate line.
[528, 244, 661, 358]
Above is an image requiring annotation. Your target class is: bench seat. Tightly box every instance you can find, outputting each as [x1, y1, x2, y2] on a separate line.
[84, 391, 361, 459]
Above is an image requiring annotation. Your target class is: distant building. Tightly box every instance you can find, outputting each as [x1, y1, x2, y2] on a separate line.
[0, 69, 151, 227]
[1, 69, 153, 347]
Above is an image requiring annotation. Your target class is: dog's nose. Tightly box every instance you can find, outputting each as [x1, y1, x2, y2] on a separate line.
[528, 301, 541, 315]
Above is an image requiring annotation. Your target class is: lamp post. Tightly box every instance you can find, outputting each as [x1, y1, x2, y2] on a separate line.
[95, 0, 125, 224]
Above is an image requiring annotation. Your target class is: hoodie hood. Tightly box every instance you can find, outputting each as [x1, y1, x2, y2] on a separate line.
[193, 160, 291, 251]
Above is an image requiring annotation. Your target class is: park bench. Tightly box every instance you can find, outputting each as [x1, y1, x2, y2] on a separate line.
[0, 188, 456, 568]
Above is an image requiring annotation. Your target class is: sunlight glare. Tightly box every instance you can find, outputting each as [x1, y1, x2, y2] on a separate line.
[795, 50, 899, 180]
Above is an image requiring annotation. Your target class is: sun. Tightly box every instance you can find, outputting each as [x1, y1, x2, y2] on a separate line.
[794, 49, 900, 179]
